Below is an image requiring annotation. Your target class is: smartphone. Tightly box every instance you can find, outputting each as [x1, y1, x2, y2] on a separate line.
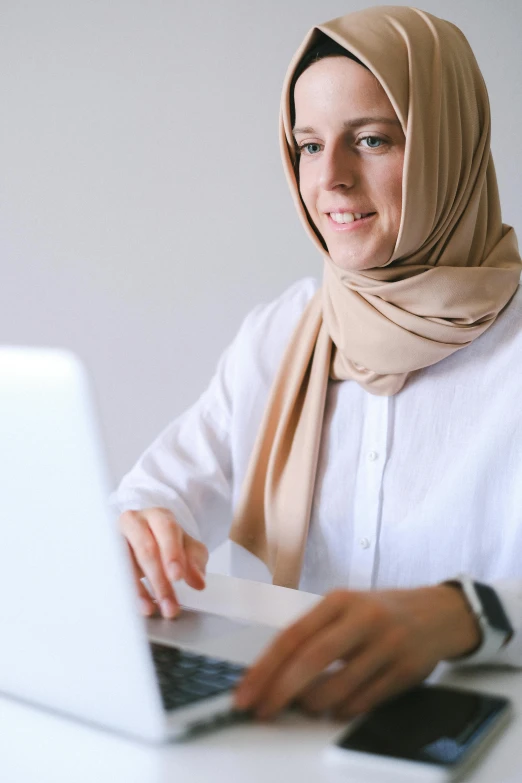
[324, 684, 512, 782]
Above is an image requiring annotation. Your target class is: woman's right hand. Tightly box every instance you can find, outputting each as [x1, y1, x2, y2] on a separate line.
[118, 507, 209, 619]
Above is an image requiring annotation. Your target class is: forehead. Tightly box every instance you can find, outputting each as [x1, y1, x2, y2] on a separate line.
[293, 56, 395, 121]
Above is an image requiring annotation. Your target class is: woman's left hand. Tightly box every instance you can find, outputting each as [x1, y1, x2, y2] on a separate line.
[234, 585, 480, 720]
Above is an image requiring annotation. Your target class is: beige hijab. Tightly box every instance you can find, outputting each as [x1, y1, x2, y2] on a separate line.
[229, 6, 522, 588]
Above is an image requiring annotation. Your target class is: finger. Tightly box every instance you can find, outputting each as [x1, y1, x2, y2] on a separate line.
[333, 664, 413, 721]
[120, 512, 165, 614]
[234, 591, 350, 710]
[122, 512, 180, 619]
[126, 541, 157, 617]
[249, 607, 374, 719]
[146, 508, 188, 583]
[299, 642, 392, 714]
[183, 535, 209, 590]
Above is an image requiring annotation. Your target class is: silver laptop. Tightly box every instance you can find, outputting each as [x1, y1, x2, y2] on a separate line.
[0, 346, 277, 742]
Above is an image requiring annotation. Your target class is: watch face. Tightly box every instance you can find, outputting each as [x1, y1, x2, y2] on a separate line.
[474, 582, 513, 636]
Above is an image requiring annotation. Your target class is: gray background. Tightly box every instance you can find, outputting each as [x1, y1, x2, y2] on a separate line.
[1, 0, 521, 486]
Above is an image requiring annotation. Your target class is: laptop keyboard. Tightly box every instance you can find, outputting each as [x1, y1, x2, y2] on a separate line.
[150, 642, 246, 712]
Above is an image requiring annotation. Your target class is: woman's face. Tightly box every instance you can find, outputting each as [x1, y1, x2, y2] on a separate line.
[293, 56, 405, 272]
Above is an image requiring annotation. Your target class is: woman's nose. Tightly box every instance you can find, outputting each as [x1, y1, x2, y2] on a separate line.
[319, 143, 357, 191]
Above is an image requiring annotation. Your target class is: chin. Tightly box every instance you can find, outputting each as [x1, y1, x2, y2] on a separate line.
[328, 241, 395, 272]
[328, 253, 376, 272]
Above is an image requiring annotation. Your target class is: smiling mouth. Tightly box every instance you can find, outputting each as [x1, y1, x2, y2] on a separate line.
[326, 212, 376, 230]
[328, 211, 376, 224]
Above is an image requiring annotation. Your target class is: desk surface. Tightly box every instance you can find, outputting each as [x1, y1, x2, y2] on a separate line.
[1, 573, 521, 783]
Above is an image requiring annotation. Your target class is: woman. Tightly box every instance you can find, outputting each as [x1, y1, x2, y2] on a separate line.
[112, 6, 522, 720]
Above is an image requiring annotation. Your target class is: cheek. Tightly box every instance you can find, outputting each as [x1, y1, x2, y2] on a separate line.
[374, 164, 403, 228]
[389, 161, 404, 220]
[297, 167, 316, 214]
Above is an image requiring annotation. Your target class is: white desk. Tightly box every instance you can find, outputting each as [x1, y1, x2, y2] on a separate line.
[1, 573, 521, 783]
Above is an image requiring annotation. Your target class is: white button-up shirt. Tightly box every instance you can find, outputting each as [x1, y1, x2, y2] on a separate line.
[111, 278, 522, 667]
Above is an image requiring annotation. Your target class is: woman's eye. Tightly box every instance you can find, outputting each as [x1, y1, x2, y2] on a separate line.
[297, 137, 386, 156]
[299, 142, 322, 155]
[360, 136, 384, 149]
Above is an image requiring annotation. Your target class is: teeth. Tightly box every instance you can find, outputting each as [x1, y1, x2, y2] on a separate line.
[330, 212, 354, 223]
[330, 212, 365, 223]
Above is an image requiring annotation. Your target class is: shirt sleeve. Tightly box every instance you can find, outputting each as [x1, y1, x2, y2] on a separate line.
[109, 278, 319, 557]
[109, 338, 236, 554]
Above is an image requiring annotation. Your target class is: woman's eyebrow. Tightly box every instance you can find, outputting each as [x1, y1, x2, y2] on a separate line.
[293, 116, 401, 135]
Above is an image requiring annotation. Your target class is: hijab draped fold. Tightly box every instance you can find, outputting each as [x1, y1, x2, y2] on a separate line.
[229, 6, 522, 588]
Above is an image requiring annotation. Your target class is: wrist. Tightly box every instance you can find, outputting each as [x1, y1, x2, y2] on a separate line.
[442, 576, 514, 664]
[428, 585, 482, 660]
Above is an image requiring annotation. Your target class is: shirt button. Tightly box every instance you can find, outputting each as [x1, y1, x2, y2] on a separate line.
[368, 450, 379, 462]
[359, 537, 371, 549]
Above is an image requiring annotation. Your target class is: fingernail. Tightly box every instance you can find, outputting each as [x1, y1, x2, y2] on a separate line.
[234, 693, 247, 709]
[192, 561, 206, 580]
[161, 598, 177, 618]
[140, 576, 154, 597]
[139, 598, 153, 616]
[168, 562, 182, 582]
[234, 685, 251, 709]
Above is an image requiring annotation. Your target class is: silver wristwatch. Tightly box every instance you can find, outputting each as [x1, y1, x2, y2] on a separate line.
[444, 574, 513, 664]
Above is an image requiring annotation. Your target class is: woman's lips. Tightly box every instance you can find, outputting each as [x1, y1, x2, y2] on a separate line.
[326, 212, 376, 231]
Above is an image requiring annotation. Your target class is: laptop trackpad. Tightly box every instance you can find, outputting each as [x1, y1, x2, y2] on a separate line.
[145, 609, 278, 665]
[146, 608, 248, 644]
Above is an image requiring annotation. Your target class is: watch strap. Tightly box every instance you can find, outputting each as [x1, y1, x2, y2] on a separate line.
[444, 575, 513, 664]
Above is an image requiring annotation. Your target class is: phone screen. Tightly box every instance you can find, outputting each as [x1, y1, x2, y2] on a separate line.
[336, 684, 510, 767]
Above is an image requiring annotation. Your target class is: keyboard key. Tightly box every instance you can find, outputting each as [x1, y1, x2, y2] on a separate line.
[149, 642, 246, 712]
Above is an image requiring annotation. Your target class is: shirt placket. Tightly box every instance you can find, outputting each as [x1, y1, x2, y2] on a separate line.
[349, 394, 389, 589]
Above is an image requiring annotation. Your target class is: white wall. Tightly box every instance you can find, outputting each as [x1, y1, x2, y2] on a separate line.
[1, 0, 521, 486]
